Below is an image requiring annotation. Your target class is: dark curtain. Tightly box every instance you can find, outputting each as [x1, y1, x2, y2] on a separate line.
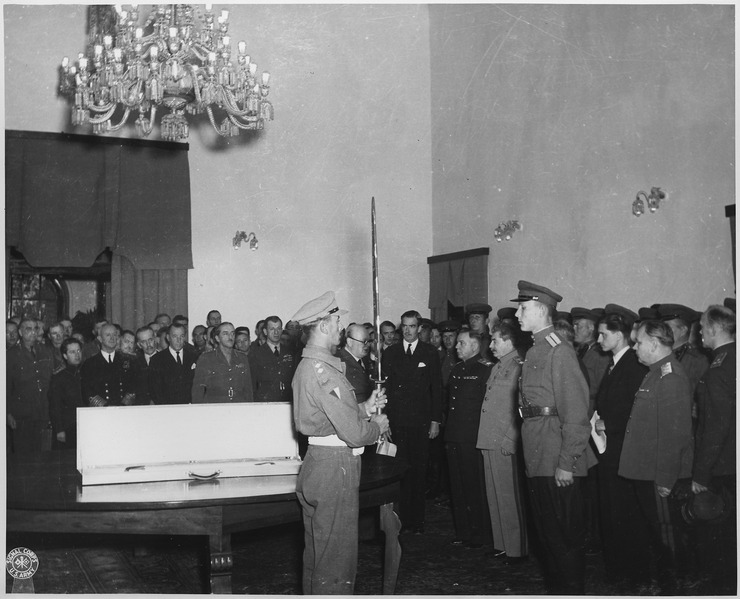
[428, 253, 488, 324]
[6, 131, 192, 330]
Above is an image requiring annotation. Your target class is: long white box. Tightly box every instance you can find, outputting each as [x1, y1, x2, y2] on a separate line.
[77, 402, 302, 486]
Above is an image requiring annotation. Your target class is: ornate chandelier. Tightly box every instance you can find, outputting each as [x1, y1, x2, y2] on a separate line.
[58, 5, 273, 141]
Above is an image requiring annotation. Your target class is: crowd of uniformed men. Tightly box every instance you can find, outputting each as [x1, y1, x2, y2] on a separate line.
[6, 283, 736, 594]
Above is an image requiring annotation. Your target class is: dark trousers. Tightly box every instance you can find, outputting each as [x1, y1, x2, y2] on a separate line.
[597, 462, 651, 583]
[527, 476, 586, 595]
[393, 424, 429, 530]
[446, 442, 491, 545]
[694, 475, 736, 589]
[628, 478, 682, 584]
[296, 446, 361, 595]
[426, 430, 449, 497]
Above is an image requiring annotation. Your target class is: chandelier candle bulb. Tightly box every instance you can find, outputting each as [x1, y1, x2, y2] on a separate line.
[59, 4, 274, 140]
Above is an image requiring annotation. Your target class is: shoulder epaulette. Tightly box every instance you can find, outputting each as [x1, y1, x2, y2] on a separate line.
[545, 332, 561, 348]
[477, 358, 493, 366]
[710, 352, 727, 368]
[660, 362, 673, 378]
[53, 364, 65, 375]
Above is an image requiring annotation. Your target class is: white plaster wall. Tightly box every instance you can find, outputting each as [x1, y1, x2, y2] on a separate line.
[4, 4, 433, 329]
[429, 5, 735, 313]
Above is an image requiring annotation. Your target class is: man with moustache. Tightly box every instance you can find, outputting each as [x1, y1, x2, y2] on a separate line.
[192, 322, 253, 403]
[338, 323, 373, 404]
[292, 291, 389, 594]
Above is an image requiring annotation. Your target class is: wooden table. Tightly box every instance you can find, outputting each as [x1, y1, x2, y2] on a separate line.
[6, 451, 406, 594]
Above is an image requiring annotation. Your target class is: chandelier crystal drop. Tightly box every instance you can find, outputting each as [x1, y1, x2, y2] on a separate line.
[58, 5, 274, 141]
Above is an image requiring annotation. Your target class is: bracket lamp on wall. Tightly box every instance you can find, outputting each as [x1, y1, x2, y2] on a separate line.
[494, 220, 522, 242]
[632, 187, 666, 216]
[233, 231, 258, 250]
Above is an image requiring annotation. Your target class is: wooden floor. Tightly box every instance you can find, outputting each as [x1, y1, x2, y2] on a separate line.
[5, 498, 734, 595]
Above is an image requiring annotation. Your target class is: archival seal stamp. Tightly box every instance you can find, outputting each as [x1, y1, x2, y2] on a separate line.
[6, 547, 39, 580]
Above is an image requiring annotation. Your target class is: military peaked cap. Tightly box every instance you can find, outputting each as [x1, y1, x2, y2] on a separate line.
[465, 303, 492, 315]
[571, 307, 600, 322]
[511, 281, 562, 308]
[438, 319, 461, 332]
[658, 304, 700, 324]
[292, 291, 348, 325]
[604, 303, 639, 328]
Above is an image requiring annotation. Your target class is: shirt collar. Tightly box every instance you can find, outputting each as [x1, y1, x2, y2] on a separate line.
[406, 339, 419, 353]
[169, 346, 182, 360]
[612, 345, 630, 365]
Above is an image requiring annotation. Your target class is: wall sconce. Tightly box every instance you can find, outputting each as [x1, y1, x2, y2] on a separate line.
[494, 220, 522, 242]
[633, 187, 666, 217]
[233, 231, 259, 251]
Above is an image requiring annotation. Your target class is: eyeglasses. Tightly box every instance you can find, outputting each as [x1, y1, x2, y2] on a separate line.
[347, 336, 371, 346]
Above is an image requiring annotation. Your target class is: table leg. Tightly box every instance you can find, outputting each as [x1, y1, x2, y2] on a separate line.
[379, 502, 401, 594]
[209, 533, 233, 594]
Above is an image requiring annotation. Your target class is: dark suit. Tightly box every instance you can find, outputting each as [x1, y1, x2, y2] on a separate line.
[149, 346, 197, 405]
[594, 348, 651, 583]
[248, 342, 298, 403]
[381, 340, 443, 530]
[338, 348, 372, 403]
[134, 352, 157, 405]
[80, 351, 136, 406]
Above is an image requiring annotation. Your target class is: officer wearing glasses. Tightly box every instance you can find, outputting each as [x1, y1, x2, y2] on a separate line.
[338, 323, 373, 403]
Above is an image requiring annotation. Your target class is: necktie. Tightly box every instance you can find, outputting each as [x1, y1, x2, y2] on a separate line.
[358, 358, 365, 372]
[608, 357, 616, 374]
[274, 347, 280, 357]
[107, 353, 113, 364]
[406, 343, 412, 356]
[176, 350, 182, 365]
[577, 344, 588, 359]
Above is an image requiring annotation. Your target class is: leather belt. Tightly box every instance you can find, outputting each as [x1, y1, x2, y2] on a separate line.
[519, 405, 559, 419]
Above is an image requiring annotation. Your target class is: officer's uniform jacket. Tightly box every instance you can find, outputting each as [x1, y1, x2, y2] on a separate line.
[674, 342, 710, 395]
[444, 354, 493, 444]
[248, 342, 297, 403]
[519, 325, 595, 477]
[338, 347, 372, 404]
[692, 342, 736, 486]
[477, 349, 522, 453]
[580, 342, 611, 408]
[618, 353, 693, 489]
[381, 340, 443, 428]
[293, 344, 379, 446]
[440, 348, 459, 390]
[7, 343, 53, 420]
[48, 364, 84, 441]
[191, 348, 253, 403]
[80, 351, 137, 406]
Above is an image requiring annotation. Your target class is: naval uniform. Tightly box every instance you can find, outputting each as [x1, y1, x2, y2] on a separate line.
[619, 353, 693, 580]
[520, 325, 595, 594]
[80, 351, 136, 406]
[293, 344, 381, 595]
[248, 342, 297, 403]
[191, 348, 253, 403]
[477, 349, 528, 558]
[7, 343, 54, 453]
[445, 354, 493, 546]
